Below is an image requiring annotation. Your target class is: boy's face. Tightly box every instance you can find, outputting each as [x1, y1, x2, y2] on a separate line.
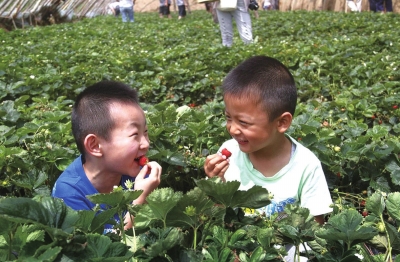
[97, 102, 149, 177]
[224, 94, 282, 155]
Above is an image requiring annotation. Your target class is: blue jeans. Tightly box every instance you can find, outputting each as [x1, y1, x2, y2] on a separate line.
[120, 6, 134, 22]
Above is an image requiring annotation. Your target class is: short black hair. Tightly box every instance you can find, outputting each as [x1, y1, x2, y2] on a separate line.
[222, 56, 297, 121]
[71, 80, 139, 156]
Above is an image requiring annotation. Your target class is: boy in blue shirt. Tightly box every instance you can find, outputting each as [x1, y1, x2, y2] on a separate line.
[52, 80, 161, 232]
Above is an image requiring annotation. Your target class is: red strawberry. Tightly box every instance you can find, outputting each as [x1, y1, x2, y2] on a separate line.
[138, 156, 149, 166]
[221, 148, 232, 158]
[362, 210, 368, 217]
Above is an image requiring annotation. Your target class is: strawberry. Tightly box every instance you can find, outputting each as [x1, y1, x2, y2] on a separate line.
[138, 156, 149, 166]
[221, 148, 232, 158]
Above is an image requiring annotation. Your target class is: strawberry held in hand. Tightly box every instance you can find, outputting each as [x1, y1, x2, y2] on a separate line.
[137, 155, 151, 173]
[221, 148, 232, 158]
[138, 156, 149, 167]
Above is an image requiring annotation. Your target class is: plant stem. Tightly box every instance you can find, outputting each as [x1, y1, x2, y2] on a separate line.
[119, 211, 127, 244]
[381, 215, 392, 262]
[193, 226, 198, 249]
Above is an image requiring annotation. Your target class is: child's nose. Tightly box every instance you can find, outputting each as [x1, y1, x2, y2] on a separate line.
[140, 136, 150, 149]
[227, 121, 241, 135]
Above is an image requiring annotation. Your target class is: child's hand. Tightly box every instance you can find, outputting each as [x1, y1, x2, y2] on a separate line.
[204, 152, 230, 182]
[133, 161, 162, 205]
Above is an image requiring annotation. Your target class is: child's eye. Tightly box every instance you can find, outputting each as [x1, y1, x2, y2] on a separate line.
[239, 120, 249, 125]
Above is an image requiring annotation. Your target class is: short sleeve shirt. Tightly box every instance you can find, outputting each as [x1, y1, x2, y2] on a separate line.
[52, 156, 134, 233]
[220, 135, 333, 217]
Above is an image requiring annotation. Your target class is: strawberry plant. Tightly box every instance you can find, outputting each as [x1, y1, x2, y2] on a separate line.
[0, 9, 400, 260]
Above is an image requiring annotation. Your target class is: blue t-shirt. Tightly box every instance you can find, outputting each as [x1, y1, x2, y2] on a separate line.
[52, 156, 134, 233]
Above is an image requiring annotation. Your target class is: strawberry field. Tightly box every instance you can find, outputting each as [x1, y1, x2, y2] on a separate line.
[1, 10, 400, 261]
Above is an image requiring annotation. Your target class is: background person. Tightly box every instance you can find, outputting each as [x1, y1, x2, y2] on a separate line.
[119, 0, 135, 22]
[108, 0, 120, 16]
[176, 0, 187, 19]
[215, 0, 253, 47]
[159, 0, 172, 18]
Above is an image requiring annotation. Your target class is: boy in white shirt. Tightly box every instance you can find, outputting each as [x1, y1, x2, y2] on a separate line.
[204, 56, 332, 225]
[204, 56, 332, 261]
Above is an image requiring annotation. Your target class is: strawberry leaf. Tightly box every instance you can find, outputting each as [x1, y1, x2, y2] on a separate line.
[194, 178, 271, 209]
[316, 209, 378, 248]
[386, 192, 400, 221]
[365, 192, 385, 217]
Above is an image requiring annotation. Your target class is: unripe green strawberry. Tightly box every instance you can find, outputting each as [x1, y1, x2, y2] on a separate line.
[376, 222, 385, 233]
[221, 148, 232, 158]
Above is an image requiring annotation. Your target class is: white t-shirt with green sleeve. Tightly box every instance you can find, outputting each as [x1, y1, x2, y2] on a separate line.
[220, 135, 333, 217]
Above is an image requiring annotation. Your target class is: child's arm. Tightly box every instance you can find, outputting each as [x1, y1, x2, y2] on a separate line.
[204, 153, 230, 181]
[124, 162, 162, 230]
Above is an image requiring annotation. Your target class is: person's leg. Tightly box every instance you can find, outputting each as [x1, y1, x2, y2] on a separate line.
[216, 9, 234, 47]
[234, 0, 253, 44]
[178, 5, 185, 19]
[182, 5, 186, 17]
[254, 10, 259, 18]
[121, 7, 128, 22]
[167, 4, 172, 18]
[384, 0, 393, 11]
[375, 0, 384, 11]
[369, 0, 377, 11]
[127, 6, 134, 22]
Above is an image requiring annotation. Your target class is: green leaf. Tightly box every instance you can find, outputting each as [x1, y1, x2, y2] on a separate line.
[0, 197, 78, 234]
[257, 227, 274, 248]
[249, 246, 266, 262]
[166, 187, 214, 228]
[194, 178, 271, 209]
[37, 246, 62, 261]
[146, 187, 183, 221]
[132, 205, 158, 230]
[87, 190, 143, 208]
[0, 217, 12, 235]
[365, 192, 385, 217]
[315, 209, 378, 248]
[219, 247, 233, 262]
[84, 233, 132, 260]
[228, 228, 247, 246]
[385, 160, 400, 186]
[386, 192, 400, 222]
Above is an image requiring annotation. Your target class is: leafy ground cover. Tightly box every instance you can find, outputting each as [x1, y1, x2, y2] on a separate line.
[0, 10, 400, 261]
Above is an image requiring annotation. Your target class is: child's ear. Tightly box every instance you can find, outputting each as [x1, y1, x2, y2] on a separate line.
[276, 112, 293, 133]
[83, 134, 103, 157]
